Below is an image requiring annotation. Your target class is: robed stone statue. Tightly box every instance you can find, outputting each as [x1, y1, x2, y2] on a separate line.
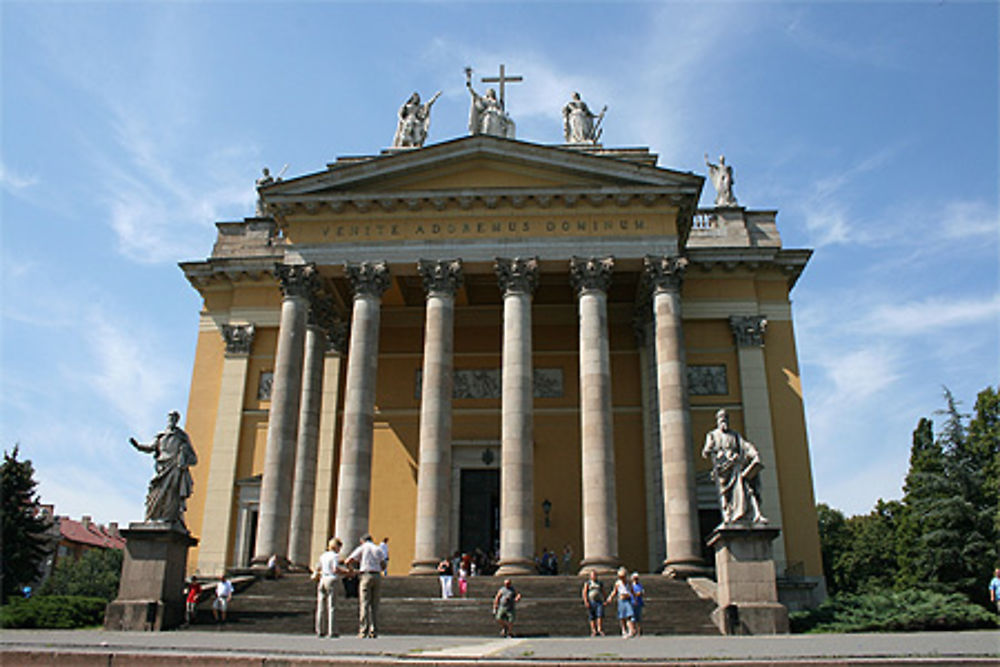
[702, 408, 767, 525]
[465, 68, 515, 139]
[705, 154, 737, 207]
[392, 90, 442, 148]
[562, 92, 605, 144]
[129, 411, 198, 526]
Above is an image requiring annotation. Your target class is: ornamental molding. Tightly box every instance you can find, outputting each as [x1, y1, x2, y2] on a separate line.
[274, 263, 318, 299]
[729, 315, 768, 347]
[494, 257, 539, 295]
[569, 256, 614, 295]
[345, 260, 391, 298]
[220, 323, 255, 355]
[418, 258, 464, 296]
[643, 255, 688, 293]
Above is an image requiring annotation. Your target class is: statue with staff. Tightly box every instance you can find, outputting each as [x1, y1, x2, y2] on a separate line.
[392, 90, 442, 148]
[562, 92, 606, 144]
[702, 408, 767, 525]
[129, 411, 198, 526]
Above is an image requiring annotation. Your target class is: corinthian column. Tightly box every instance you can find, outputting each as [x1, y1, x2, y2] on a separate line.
[570, 257, 619, 574]
[334, 261, 390, 549]
[410, 259, 463, 575]
[643, 255, 705, 578]
[729, 315, 787, 570]
[256, 263, 316, 564]
[288, 298, 336, 567]
[495, 257, 539, 576]
[199, 324, 255, 575]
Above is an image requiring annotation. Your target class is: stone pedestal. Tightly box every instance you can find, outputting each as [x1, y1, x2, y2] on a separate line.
[104, 522, 198, 631]
[707, 525, 788, 635]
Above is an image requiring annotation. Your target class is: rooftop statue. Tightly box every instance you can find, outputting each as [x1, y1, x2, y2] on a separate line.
[705, 154, 737, 207]
[465, 67, 516, 139]
[701, 408, 767, 525]
[392, 90, 442, 148]
[562, 92, 606, 144]
[255, 165, 286, 217]
[129, 411, 198, 526]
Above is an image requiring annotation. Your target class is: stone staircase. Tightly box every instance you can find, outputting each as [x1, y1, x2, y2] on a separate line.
[186, 574, 720, 637]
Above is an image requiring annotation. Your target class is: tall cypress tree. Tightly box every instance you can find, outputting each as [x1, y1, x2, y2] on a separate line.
[1, 446, 53, 603]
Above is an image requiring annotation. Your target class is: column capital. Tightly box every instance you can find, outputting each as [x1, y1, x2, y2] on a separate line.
[494, 256, 539, 295]
[345, 261, 391, 298]
[309, 296, 348, 354]
[570, 256, 614, 296]
[220, 323, 255, 356]
[643, 255, 688, 293]
[729, 315, 768, 347]
[274, 263, 318, 299]
[325, 320, 349, 355]
[418, 258, 464, 296]
[632, 299, 653, 346]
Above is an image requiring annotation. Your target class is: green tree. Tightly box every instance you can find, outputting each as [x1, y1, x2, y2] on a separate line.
[816, 503, 848, 594]
[39, 547, 123, 601]
[965, 387, 999, 541]
[837, 499, 900, 593]
[1, 446, 53, 603]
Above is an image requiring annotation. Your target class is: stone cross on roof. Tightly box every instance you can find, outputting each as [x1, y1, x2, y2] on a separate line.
[481, 63, 523, 109]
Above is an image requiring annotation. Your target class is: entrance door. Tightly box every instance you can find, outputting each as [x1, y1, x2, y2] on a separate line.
[459, 469, 500, 556]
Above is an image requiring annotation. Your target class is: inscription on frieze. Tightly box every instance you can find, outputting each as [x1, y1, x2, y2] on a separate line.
[319, 217, 651, 242]
[687, 365, 728, 396]
[415, 368, 564, 399]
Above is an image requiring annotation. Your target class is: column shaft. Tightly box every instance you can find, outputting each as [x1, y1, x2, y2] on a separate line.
[334, 262, 390, 549]
[572, 257, 618, 574]
[288, 322, 326, 567]
[309, 342, 345, 562]
[255, 292, 309, 562]
[645, 256, 705, 577]
[495, 257, 538, 576]
[411, 260, 462, 575]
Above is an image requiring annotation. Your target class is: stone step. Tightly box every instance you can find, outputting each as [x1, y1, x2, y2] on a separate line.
[188, 574, 719, 637]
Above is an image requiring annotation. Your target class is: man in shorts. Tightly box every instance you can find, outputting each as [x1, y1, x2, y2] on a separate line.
[493, 578, 521, 638]
[581, 570, 605, 636]
[212, 574, 234, 623]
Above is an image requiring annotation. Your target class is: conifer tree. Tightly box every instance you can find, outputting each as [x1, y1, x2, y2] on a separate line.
[1, 446, 53, 603]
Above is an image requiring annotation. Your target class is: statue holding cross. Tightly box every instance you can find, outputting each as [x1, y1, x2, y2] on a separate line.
[465, 65, 519, 139]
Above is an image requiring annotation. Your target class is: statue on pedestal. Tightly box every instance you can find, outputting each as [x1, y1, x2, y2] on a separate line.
[392, 91, 442, 148]
[705, 154, 737, 207]
[701, 408, 766, 525]
[129, 411, 198, 526]
[466, 67, 515, 138]
[562, 92, 605, 144]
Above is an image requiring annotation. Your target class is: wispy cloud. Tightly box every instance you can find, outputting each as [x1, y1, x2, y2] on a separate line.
[0, 160, 39, 192]
[865, 294, 1000, 336]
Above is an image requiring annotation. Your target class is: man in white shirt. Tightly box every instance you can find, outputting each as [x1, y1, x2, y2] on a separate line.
[212, 575, 234, 623]
[345, 533, 386, 638]
[313, 537, 346, 638]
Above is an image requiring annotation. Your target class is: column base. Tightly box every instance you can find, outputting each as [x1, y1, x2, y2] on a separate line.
[661, 558, 712, 580]
[409, 560, 441, 576]
[495, 558, 536, 576]
[577, 557, 618, 576]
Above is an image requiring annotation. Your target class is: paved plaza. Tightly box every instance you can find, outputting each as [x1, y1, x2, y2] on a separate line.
[2, 629, 998, 665]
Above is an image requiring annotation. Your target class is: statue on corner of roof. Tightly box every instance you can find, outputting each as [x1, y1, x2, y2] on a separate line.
[255, 166, 286, 217]
[129, 410, 198, 527]
[562, 92, 606, 144]
[705, 153, 738, 207]
[465, 67, 516, 139]
[702, 408, 767, 526]
[392, 90, 442, 148]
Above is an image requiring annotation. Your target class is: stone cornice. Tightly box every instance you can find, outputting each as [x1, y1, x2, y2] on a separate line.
[418, 259, 464, 296]
[345, 261, 391, 298]
[643, 255, 688, 293]
[569, 256, 614, 295]
[729, 315, 768, 348]
[495, 257, 539, 295]
[685, 247, 811, 290]
[180, 257, 282, 291]
[220, 323, 255, 356]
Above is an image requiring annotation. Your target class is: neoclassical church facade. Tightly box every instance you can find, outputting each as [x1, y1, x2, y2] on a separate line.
[179, 131, 824, 600]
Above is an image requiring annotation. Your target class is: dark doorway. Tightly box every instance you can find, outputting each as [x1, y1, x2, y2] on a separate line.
[459, 469, 500, 557]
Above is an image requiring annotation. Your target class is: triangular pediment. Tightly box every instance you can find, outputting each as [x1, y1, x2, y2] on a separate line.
[262, 135, 702, 201]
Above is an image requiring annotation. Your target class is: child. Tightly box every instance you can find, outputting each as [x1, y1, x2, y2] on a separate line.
[184, 576, 202, 625]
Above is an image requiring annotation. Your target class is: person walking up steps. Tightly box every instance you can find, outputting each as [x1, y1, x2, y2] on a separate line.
[493, 578, 521, 638]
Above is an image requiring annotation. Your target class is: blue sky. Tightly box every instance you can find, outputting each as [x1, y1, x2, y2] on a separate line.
[2, 2, 997, 524]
